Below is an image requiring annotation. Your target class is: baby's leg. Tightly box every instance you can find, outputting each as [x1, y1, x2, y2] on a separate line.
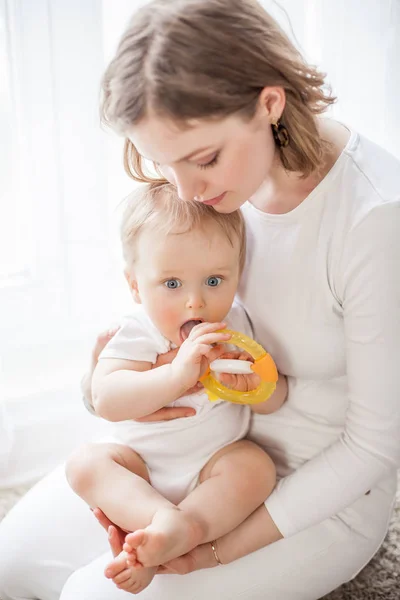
[66, 442, 173, 531]
[124, 439, 275, 567]
[66, 442, 174, 594]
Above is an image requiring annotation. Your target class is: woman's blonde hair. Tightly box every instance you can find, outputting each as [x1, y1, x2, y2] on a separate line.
[121, 182, 246, 272]
[102, 0, 336, 181]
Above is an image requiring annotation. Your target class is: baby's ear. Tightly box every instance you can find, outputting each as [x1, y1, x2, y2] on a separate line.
[124, 269, 141, 304]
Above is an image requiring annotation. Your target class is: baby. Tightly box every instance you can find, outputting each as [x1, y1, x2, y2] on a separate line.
[67, 183, 286, 594]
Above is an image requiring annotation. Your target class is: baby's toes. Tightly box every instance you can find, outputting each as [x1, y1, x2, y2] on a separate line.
[126, 554, 143, 568]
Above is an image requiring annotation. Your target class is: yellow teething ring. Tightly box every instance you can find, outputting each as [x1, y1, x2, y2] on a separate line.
[199, 329, 278, 405]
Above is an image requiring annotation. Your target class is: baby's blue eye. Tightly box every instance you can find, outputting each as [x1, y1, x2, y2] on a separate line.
[164, 279, 181, 289]
[206, 276, 222, 287]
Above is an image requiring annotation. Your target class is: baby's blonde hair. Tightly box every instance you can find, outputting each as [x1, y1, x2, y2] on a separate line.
[102, 0, 336, 181]
[121, 183, 246, 272]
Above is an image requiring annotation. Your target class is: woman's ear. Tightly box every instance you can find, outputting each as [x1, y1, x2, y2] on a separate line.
[124, 270, 141, 304]
[258, 86, 286, 122]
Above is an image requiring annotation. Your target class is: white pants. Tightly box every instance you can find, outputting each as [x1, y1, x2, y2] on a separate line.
[0, 464, 396, 600]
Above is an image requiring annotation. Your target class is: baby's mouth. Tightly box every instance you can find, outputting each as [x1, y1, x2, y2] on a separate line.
[180, 319, 203, 342]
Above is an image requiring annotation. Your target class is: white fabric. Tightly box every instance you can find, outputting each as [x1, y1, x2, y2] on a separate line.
[0, 464, 396, 600]
[0, 128, 399, 599]
[99, 303, 251, 503]
[238, 128, 400, 538]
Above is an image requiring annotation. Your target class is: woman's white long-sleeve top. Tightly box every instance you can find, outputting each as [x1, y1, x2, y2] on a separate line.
[239, 129, 400, 538]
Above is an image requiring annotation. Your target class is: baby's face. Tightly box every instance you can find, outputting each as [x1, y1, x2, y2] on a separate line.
[128, 219, 241, 346]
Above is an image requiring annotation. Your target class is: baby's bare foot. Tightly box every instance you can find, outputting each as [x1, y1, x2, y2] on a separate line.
[124, 507, 204, 568]
[105, 550, 156, 594]
[113, 564, 157, 594]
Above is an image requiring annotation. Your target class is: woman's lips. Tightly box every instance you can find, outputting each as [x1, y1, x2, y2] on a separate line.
[202, 192, 226, 206]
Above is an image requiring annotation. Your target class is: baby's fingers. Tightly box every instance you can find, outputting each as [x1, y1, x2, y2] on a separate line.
[189, 322, 227, 340]
[195, 332, 231, 347]
[207, 344, 226, 363]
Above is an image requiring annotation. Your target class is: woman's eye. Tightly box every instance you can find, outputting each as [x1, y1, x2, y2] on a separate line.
[198, 152, 220, 170]
[164, 279, 181, 289]
[206, 276, 222, 287]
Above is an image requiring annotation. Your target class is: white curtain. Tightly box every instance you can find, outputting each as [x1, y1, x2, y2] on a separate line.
[268, 0, 400, 158]
[1, 0, 399, 486]
[0, 0, 123, 485]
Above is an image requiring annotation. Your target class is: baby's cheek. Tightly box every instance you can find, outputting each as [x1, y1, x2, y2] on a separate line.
[157, 305, 181, 330]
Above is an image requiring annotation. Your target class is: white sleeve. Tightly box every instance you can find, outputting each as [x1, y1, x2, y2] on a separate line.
[99, 311, 169, 365]
[265, 202, 400, 538]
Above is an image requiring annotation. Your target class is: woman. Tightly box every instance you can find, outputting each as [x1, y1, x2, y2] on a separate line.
[0, 1, 399, 598]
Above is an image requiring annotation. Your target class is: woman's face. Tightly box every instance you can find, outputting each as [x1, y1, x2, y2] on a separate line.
[128, 106, 277, 213]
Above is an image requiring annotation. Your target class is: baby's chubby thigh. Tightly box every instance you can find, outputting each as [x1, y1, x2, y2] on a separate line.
[199, 438, 276, 508]
[66, 441, 150, 502]
[176, 436, 276, 545]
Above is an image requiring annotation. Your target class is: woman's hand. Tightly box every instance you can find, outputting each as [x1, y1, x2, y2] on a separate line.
[250, 372, 288, 414]
[157, 543, 219, 575]
[93, 509, 218, 581]
[93, 509, 138, 586]
[81, 327, 121, 405]
[92, 508, 125, 557]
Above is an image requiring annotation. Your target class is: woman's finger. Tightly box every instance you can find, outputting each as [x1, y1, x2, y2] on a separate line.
[219, 372, 260, 392]
[135, 406, 196, 422]
[108, 525, 124, 558]
[82, 326, 121, 402]
[91, 326, 120, 367]
[92, 507, 113, 532]
[158, 552, 198, 575]
[112, 569, 132, 584]
[92, 509, 125, 557]
[104, 550, 129, 578]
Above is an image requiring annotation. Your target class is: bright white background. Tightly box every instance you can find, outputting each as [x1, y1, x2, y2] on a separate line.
[0, 0, 399, 486]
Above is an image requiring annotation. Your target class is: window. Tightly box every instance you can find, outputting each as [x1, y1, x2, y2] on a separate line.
[0, 0, 123, 401]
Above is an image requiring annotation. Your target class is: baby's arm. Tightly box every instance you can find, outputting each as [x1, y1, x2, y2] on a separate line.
[92, 357, 185, 421]
[92, 321, 230, 421]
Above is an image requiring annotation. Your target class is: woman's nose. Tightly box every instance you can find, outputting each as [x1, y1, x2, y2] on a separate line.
[173, 169, 205, 203]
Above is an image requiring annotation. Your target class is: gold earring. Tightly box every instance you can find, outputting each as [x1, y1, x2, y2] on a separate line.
[271, 118, 290, 148]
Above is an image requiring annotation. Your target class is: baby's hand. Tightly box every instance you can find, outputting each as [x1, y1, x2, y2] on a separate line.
[171, 322, 231, 391]
[217, 351, 261, 392]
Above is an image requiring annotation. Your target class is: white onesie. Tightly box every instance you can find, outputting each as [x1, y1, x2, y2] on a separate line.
[99, 302, 253, 504]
